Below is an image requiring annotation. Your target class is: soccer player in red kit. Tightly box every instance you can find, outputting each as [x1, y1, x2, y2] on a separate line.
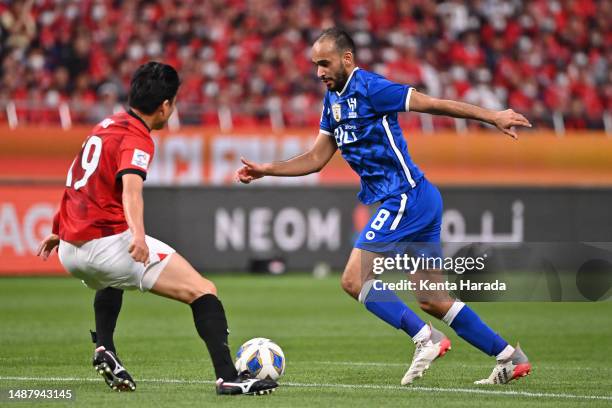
[37, 62, 277, 395]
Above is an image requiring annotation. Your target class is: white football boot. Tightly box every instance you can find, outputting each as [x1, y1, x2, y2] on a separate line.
[401, 324, 451, 385]
[474, 344, 532, 385]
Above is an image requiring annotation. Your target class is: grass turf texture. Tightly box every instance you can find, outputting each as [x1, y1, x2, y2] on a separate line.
[1, 275, 611, 407]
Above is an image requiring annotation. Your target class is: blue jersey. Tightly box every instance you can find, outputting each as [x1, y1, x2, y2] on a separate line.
[319, 68, 424, 205]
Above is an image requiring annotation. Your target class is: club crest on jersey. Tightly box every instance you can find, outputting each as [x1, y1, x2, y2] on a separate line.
[332, 103, 342, 122]
[131, 149, 150, 170]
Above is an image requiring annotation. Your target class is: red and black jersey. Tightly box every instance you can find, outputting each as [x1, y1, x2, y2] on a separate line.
[53, 110, 154, 241]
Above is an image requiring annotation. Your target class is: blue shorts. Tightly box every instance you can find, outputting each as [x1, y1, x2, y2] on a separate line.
[354, 178, 443, 257]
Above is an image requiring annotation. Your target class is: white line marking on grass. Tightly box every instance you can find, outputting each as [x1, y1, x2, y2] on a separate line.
[282, 382, 612, 401]
[1, 376, 611, 401]
[312, 360, 406, 367]
[308, 360, 612, 372]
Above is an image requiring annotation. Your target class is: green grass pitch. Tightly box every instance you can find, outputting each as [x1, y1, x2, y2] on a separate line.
[1, 275, 611, 407]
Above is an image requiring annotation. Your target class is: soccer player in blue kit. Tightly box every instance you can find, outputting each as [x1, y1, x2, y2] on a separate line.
[237, 28, 532, 385]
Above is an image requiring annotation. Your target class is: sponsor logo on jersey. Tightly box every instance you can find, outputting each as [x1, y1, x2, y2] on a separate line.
[332, 103, 342, 122]
[347, 98, 357, 111]
[347, 98, 358, 119]
[131, 149, 150, 170]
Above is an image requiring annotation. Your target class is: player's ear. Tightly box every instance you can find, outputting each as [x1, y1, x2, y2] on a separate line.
[160, 99, 172, 116]
[343, 50, 354, 66]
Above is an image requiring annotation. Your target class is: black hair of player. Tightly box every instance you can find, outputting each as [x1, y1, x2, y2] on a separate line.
[316, 27, 356, 57]
[128, 62, 180, 115]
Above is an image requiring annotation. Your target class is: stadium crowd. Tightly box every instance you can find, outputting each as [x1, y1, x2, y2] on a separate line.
[0, 0, 610, 129]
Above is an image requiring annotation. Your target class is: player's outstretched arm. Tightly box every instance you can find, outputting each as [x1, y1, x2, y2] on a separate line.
[236, 131, 337, 184]
[408, 90, 532, 139]
[122, 173, 149, 265]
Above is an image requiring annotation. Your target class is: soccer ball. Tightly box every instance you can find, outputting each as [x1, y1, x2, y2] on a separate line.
[235, 337, 285, 380]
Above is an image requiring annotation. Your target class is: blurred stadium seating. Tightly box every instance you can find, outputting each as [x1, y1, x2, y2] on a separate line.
[0, 0, 610, 132]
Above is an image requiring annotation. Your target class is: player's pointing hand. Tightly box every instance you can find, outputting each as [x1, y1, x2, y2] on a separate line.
[236, 157, 267, 184]
[493, 109, 532, 139]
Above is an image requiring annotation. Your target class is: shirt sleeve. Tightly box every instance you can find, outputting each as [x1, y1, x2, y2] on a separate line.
[367, 75, 414, 114]
[116, 135, 154, 181]
[319, 93, 333, 135]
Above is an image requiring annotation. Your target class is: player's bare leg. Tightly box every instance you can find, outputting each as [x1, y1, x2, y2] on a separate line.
[410, 269, 455, 318]
[150, 252, 216, 303]
[340, 248, 450, 385]
[151, 252, 277, 395]
[340, 247, 375, 299]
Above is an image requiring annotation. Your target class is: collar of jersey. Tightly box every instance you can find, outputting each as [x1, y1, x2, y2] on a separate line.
[336, 67, 360, 96]
[127, 108, 151, 133]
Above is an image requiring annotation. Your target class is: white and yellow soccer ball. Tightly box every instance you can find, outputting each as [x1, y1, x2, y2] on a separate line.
[235, 337, 285, 380]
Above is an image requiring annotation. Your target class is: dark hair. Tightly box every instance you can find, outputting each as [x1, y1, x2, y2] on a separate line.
[316, 27, 356, 56]
[128, 62, 180, 114]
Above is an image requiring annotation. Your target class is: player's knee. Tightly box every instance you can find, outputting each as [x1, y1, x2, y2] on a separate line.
[201, 278, 217, 296]
[341, 273, 361, 299]
[182, 277, 216, 303]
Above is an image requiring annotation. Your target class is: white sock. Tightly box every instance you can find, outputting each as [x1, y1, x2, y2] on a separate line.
[496, 344, 515, 361]
[442, 300, 465, 326]
[412, 324, 431, 343]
